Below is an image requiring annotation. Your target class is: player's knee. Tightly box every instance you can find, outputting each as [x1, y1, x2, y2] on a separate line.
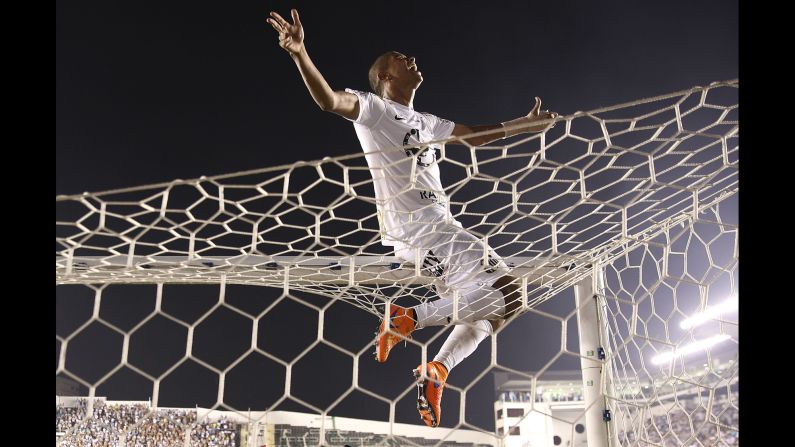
[489, 319, 504, 332]
[493, 275, 522, 319]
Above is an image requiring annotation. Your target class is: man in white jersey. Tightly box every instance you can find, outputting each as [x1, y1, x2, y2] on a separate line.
[268, 9, 558, 428]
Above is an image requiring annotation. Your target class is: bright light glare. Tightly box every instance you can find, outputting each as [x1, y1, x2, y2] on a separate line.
[651, 334, 731, 365]
[680, 295, 738, 329]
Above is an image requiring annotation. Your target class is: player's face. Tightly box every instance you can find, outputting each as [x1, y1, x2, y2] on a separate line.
[387, 52, 423, 87]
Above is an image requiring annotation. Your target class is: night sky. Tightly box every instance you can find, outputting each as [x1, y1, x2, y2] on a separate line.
[56, 0, 738, 434]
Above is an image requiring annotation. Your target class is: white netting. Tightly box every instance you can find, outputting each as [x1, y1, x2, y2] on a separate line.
[603, 199, 738, 446]
[56, 80, 738, 446]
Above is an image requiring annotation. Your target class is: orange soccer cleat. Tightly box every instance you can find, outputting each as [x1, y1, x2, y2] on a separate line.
[374, 304, 416, 363]
[414, 361, 449, 428]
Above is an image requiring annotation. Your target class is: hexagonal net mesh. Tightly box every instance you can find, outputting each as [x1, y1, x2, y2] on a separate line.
[56, 80, 737, 446]
[601, 198, 738, 446]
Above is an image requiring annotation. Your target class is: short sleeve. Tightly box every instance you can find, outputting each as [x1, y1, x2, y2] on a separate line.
[422, 113, 456, 140]
[344, 88, 386, 127]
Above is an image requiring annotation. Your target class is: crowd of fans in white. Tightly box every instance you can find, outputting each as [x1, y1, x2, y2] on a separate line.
[620, 394, 739, 446]
[56, 394, 738, 446]
[498, 389, 585, 403]
[56, 400, 239, 446]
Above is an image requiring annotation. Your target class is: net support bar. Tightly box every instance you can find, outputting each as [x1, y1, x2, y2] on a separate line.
[574, 267, 619, 447]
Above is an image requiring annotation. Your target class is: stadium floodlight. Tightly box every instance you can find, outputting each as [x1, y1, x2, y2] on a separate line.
[679, 295, 739, 329]
[651, 334, 732, 365]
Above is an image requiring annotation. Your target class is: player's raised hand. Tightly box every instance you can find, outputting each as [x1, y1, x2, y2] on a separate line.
[267, 9, 304, 55]
[525, 97, 558, 132]
[529, 96, 543, 116]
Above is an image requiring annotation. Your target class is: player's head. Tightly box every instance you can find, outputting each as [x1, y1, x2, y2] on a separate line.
[368, 51, 422, 97]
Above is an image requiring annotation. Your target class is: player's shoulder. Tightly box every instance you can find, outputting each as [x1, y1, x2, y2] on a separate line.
[416, 111, 439, 122]
[418, 111, 452, 125]
[343, 88, 390, 125]
[345, 88, 369, 97]
[345, 88, 383, 105]
[417, 110, 445, 120]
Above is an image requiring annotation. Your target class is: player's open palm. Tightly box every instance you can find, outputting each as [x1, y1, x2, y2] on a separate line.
[267, 9, 304, 55]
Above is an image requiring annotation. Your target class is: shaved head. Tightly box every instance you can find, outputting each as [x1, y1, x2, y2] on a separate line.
[368, 51, 394, 96]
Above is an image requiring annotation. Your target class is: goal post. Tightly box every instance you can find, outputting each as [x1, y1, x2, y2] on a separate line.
[574, 268, 620, 447]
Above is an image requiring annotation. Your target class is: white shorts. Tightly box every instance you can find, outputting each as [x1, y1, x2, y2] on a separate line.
[394, 221, 510, 298]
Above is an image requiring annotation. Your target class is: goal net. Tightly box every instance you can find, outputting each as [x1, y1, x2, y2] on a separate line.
[56, 80, 738, 446]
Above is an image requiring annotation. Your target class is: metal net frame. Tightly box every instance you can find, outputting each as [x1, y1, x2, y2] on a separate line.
[56, 80, 738, 446]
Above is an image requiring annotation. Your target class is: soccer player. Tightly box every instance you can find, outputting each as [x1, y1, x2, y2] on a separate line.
[268, 9, 558, 427]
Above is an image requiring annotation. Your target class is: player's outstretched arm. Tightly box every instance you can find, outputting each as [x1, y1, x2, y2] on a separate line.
[267, 9, 359, 120]
[450, 97, 558, 146]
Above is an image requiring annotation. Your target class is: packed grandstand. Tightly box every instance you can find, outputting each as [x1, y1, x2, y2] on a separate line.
[57, 384, 737, 446]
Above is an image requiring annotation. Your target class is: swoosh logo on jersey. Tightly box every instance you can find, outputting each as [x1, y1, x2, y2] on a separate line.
[395, 115, 405, 120]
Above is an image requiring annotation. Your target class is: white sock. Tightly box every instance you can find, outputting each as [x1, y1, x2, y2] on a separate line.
[413, 284, 505, 328]
[433, 320, 492, 373]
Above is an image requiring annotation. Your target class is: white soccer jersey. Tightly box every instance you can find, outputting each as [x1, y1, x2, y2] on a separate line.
[344, 88, 462, 252]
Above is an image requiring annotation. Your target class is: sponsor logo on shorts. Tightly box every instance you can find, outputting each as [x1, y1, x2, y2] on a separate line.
[482, 256, 501, 274]
[423, 251, 445, 278]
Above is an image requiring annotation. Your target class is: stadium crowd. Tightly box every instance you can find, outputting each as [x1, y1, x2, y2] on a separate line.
[56, 399, 239, 446]
[498, 389, 584, 403]
[620, 395, 739, 446]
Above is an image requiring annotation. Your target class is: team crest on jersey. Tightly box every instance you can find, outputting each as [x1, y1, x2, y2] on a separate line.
[403, 128, 437, 167]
